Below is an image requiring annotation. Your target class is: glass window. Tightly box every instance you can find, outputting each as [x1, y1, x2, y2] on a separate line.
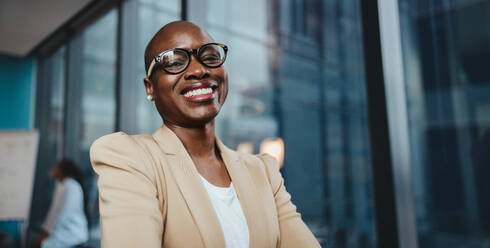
[30, 47, 66, 227]
[139, 0, 180, 14]
[82, 8, 118, 228]
[80, 10, 118, 149]
[136, 1, 181, 134]
[119, 0, 181, 134]
[189, 0, 378, 247]
[64, 9, 118, 241]
[399, 0, 490, 246]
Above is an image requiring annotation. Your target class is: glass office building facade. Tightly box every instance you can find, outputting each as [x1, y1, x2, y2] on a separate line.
[399, 0, 490, 247]
[29, 0, 489, 247]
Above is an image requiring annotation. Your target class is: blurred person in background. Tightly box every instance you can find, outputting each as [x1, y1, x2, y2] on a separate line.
[33, 159, 89, 248]
[90, 21, 320, 247]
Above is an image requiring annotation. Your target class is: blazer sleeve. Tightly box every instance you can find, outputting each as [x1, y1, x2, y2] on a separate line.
[258, 154, 321, 248]
[90, 132, 163, 248]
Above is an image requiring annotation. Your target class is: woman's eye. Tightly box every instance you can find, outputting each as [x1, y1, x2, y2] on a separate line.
[201, 55, 220, 61]
[165, 61, 184, 68]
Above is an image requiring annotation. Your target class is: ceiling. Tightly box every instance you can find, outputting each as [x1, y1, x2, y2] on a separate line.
[0, 0, 92, 57]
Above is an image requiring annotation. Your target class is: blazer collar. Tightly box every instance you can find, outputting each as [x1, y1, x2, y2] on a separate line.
[217, 138, 273, 247]
[151, 124, 244, 164]
[151, 125, 272, 247]
[152, 125, 182, 155]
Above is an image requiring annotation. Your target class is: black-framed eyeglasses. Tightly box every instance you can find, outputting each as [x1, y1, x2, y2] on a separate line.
[146, 43, 228, 77]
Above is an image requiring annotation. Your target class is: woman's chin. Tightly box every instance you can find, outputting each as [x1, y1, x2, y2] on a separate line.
[174, 105, 219, 127]
[188, 111, 219, 125]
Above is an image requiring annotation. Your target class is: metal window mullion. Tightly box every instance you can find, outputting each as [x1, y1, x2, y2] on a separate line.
[377, 0, 418, 248]
[115, 4, 122, 132]
[64, 36, 84, 161]
[360, 0, 419, 247]
[118, 0, 140, 134]
[182, 0, 188, 20]
[360, 0, 399, 247]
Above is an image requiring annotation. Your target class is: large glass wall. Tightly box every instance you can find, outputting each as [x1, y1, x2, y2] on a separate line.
[30, 47, 66, 228]
[188, 1, 377, 247]
[134, 0, 181, 133]
[119, 0, 181, 134]
[31, 8, 118, 246]
[32, 0, 490, 247]
[65, 9, 119, 234]
[399, 0, 490, 247]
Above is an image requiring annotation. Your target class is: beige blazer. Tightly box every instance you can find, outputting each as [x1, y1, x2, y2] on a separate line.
[90, 125, 320, 248]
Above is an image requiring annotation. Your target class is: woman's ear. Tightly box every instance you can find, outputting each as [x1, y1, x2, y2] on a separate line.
[143, 77, 154, 97]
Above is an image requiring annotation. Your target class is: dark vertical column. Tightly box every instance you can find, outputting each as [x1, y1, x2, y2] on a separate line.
[64, 36, 83, 161]
[181, 0, 188, 20]
[316, 0, 328, 229]
[268, 0, 283, 147]
[118, 0, 139, 133]
[359, 1, 400, 248]
[29, 57, 56, 227]
[114, 3, 122, 132]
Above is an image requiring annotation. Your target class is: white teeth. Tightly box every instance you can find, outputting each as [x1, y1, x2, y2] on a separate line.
[184, 87, 213, 97]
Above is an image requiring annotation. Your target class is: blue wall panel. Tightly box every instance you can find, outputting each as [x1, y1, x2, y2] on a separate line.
[0, 54, 34, 129]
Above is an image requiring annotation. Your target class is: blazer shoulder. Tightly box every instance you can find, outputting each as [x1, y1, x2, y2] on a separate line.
[89, 132, 156, 179]
[90, 132, 157, 151]
[235, 151, 261, 167]
[256, 153, 280, 170]
[130, 134, 161, 154]
[90, 132, 138, 158]
[239, 152, 278, 169]
[238, 153, 280, 182]
[255, 153, 282, 192]
[236, 152, 279, 169]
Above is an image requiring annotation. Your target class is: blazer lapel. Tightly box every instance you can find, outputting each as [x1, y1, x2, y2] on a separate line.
[216, 138, 272, 248]
[152, 125, 226, 248]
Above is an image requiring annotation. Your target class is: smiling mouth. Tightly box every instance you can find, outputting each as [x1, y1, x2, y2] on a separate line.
[180, 81, 219, 102]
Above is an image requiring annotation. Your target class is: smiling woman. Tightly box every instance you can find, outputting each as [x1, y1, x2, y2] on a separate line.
[141, 22, 229, 128]
[89, 21, 320, 248]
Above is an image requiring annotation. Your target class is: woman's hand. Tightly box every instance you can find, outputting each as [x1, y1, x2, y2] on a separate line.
[31, 229, 49, 248]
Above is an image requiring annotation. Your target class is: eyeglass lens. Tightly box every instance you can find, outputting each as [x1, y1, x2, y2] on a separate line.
[161, 51, 189, 74]
[160, 44, 226, 74]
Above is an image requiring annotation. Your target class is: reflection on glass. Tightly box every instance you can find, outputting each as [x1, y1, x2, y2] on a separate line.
[81, 10, 118, 150]
[30, 47, 66, 227]
[189, 0, 377, 247]
[139, 0, 180, 14]
[237, 142, 254, 154]
[260, 137, 285, 167]
[76, 9, 118, 237]
[135, 0, 181, 134]
[399, 0, 490, 246]
[49, 48, 66, 155]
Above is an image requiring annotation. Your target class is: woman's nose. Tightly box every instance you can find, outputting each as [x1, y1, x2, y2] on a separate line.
[184, 55, 209, 80]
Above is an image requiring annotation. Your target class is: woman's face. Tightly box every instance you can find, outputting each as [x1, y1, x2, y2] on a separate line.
[50, 163, 62, 180]
[144, 25, 228, 127]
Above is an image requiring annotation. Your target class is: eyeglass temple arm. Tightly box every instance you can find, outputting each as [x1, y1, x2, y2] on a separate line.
[147, 59, 157, 78]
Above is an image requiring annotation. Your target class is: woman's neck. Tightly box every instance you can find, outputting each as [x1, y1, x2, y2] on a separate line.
[57, 175, 66, 182]
[166, 121, 217, 158]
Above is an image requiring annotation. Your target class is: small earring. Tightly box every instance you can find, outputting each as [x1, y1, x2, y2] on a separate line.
[146, 95, 153, 102]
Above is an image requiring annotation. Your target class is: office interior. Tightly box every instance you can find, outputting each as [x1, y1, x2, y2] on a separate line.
[0, 0, 489, 247]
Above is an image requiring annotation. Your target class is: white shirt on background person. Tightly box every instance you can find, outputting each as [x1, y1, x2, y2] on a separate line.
[41, 177, 89, 248]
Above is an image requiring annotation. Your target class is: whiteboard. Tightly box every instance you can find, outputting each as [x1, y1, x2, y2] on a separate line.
[0, 130, 39, 220]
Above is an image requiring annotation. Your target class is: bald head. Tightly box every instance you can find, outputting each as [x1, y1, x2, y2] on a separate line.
[144, 21, 214, 75]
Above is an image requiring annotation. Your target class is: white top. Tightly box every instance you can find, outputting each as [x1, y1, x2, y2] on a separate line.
[199, 175, 250, 248]
[41, 178, 89, 248]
